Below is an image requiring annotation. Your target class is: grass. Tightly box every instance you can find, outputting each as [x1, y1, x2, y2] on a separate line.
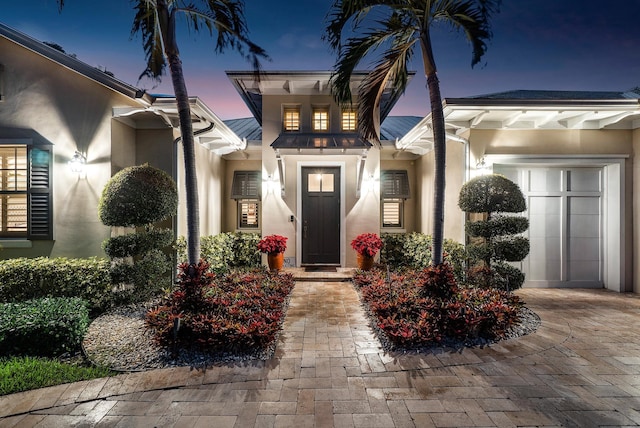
[0, 356, 114, 396]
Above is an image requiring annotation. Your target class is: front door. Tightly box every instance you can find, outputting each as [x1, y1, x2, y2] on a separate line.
[301, 167, 340, 265]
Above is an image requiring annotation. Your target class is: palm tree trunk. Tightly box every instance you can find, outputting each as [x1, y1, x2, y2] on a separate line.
[426, 72, 446, 266]
[158, 0, 200, 266]
[167, 55, 201, 266]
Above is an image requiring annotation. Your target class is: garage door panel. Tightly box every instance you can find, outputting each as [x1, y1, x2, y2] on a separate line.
[529, 196, 561, 215]
[529, 237, 561, 260]
[569, 261, 601, 281]
[529, 214, 561, 238]
[569, 237, 600, 261]
[568, 215, 600, 238]
[569, 196, 600, 215]
[528, 169, 562, 192]
[567, 169, 601, 192]
[528, 260, 562, 281]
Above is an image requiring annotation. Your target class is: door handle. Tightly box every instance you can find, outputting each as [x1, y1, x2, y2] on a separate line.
[303, 221, 308, 239]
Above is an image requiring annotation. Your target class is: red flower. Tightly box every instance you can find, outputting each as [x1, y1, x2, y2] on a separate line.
[351, 233, 383, 257]
[257, 234, 288, 254]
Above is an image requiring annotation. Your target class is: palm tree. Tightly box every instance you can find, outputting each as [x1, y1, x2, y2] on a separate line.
[325, 0, 500, 266]
[55, 0, 267, 267]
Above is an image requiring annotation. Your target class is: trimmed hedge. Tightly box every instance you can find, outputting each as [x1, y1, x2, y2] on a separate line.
[0, 257, 112, 313]
[175, 232, 261, 272]
[380, 233, 468, 281]
[0, 297, 89, 357]
[102, 227, 173, 259]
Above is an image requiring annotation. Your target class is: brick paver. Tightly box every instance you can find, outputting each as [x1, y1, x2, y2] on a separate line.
[2, 282, 640, 427]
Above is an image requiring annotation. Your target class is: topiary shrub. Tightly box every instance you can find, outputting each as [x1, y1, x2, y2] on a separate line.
[458, 174, 530, 290]
[99, 164, 177, 304]
[98, 164, 178, 227]
[0, 297, 89, 357]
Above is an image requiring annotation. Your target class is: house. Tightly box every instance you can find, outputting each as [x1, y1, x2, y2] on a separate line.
[2, 22, 639, 293]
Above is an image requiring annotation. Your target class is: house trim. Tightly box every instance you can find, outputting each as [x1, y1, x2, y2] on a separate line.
[296, 161, 346, 267]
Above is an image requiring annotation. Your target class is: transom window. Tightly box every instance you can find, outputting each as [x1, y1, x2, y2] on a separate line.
[341, 109, 357, 131]
[312, 107, 329, 131]
[283, 107, 300, 132]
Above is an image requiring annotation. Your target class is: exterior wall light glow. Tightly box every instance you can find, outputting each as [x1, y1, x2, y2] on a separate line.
[69, 151, 86, 174]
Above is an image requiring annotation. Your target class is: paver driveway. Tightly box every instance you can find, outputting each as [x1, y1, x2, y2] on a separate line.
[2, 282, 640, 427]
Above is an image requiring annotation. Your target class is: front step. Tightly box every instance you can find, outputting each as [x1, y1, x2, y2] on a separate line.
[284, 267, 355, 282]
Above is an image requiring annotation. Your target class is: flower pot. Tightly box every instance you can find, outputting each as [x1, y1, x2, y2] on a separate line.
[267, 252, 284, 271]
[356, 252, 374, 271]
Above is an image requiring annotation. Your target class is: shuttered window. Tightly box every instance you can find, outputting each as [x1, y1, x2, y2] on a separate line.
[231, 171, 260, 229]
[381, 170, 410, 199]
[381, 170, 409, 229]
[0, 144, 51, 239]
[231, 171, 260, 200]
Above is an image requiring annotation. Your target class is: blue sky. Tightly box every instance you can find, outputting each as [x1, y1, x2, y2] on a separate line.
[4, 1, 640, 119]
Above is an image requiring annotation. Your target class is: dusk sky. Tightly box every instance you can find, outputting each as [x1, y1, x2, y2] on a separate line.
[4, 1, 640, 120]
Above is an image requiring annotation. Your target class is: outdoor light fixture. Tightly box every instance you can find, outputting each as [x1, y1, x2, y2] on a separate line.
[476, 156, 491, 175]
[69, 151, 86, 174]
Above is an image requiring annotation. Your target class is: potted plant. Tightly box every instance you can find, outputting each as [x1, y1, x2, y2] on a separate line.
[351, 233, 383, 270]
[258, 234, 288, 271]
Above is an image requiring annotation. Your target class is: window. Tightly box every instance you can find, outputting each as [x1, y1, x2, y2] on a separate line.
[283, 107, 300, 132]
[238, 200, 259, 229]
[312, 107, 329, 131]
[381, 170, 410, 228]
[341, 109, 357, 131]
[231, 170, 260, 229]
[0, 143, 51, 239]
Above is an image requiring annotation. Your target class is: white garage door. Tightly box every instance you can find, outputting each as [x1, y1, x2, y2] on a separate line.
[493, 165, 603, 288]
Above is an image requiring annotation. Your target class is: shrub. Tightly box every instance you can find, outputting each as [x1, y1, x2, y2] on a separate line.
[176, 232, 261, 272]
[0, 298, 89, 357]
[99, 164, 177, 303]
[98, 164, 178, 227]
[0, 257, 112, 313]
[146, 262, 295, 355]
[353, 267, 522, 348]
[380, 233, 468, 282]
[459, 174, 529, 290]
[351, 233, 383, 257]
[102, 227, 173, 258]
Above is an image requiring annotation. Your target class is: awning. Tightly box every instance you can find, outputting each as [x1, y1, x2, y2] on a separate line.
[271, 133, 371, 155]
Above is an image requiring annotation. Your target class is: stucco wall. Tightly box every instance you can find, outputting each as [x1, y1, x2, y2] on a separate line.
[0, 37, 142, 259]
[176, 140, 224, 238]
[633, 128, 640, 293]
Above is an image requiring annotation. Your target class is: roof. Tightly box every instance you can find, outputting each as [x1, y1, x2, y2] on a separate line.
[468, 89, 639, 100]
[271, 133, 371, 150]
[226, 70, 414, 126]
[224, 117, 262, 141]
[0, 22, 152, 104]
[380, 116, 423, 140]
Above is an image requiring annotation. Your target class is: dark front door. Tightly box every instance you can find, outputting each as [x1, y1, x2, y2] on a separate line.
[301, 167, 340, 265]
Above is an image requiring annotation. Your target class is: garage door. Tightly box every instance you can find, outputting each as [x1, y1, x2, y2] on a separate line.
[493, 165, 603, 288]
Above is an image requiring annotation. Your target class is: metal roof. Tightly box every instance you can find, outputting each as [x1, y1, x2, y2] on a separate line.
[468, 89, 635, 100]
[271, 133, 371, 150]
[224, 117, 262, 141]
[380, 116, 423, 140]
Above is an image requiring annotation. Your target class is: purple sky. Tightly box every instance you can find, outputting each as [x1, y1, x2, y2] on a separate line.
[4, 1, 640, 119]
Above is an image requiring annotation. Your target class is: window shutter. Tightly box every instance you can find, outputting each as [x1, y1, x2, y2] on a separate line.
[28, 147, 52, 239]
[231, 171, 260, 199]
[381, 170, 410, 199]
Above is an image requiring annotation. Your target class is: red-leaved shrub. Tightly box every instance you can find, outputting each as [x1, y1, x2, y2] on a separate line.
[353, 265, 522, 347]
[146, 261, 295, 355]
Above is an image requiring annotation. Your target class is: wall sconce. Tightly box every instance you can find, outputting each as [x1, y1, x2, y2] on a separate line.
[367, 174, 376, 192]
[68, 151, 86, 174]
[476, 156, 490, 175]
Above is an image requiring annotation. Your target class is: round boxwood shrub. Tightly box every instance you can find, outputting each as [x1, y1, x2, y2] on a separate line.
[458, 174, 526, 214]
[99, 164, 178, 227]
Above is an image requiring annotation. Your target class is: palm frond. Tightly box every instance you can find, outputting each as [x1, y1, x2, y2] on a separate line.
[131, 0, 167, 82]
[357, 32, 415, 143]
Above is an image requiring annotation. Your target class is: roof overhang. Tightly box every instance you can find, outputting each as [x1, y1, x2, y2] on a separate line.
[113, 97, 246, 155]
[226, 70, 414, 126]
[397, 97, 640, 154]
[270, 133, 372, 156]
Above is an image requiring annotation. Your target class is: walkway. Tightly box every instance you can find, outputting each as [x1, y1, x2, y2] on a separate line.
[2, 279, 640, 427]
